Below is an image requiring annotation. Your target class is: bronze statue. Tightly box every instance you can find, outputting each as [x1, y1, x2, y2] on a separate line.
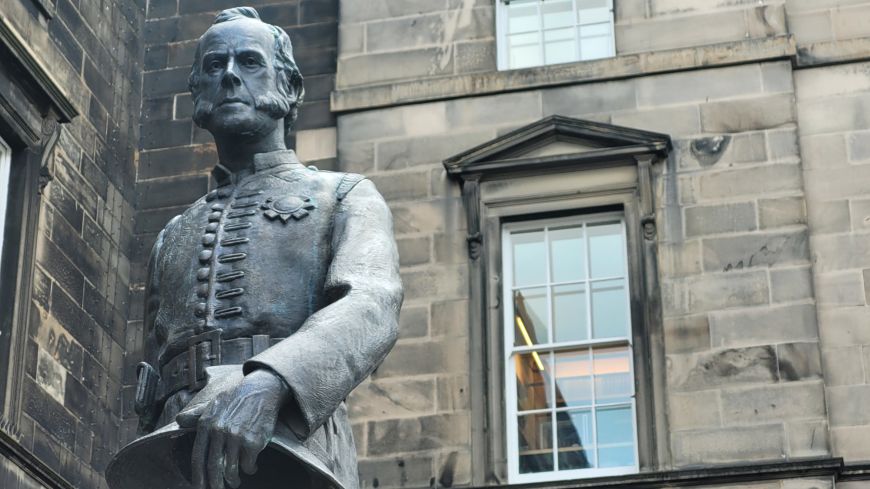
[107, 7, 403, 489]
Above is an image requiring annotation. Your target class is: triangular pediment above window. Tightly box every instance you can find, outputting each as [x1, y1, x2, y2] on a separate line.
[443, 115, 671, 178]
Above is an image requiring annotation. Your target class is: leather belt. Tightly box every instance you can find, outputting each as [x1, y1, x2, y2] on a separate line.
[159, 330, 284, 399]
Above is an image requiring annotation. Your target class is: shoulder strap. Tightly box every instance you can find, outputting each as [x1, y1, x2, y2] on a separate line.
[335, 173, 367, 201]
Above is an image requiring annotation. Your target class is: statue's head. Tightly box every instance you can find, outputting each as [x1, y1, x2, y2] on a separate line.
[188, 7, 305, 140]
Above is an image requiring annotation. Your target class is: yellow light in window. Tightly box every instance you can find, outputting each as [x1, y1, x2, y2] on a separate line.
[516, 315, 545, 371]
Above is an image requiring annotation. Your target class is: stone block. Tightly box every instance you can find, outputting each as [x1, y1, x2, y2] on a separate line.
[370, 171, 430, 201]
[431, 299, 469, 338]
[684, 202, 757, 238]
[786, 420, 831, 458]
[795, 61, 870, 100]
[376, 337, 469, 379]
[455, 39, 496, 74]
[767, 128, 800, 161]
[848, 130, 870, 162]
[798, 93, 870, 136]
[612, 105, 700, 137]
[636, 61, 762, 107]
[789, 11, 834, 44]
[337, 48, 454, 88]
[818, 306, 870, 347]
[759, 197, 806, 229]
[663, 315, 710, 354]
[668, 390, 721, 431]
[367, 412, 470, 455]
[815, 271, 866, 306]
[709, 304, 817, 348]
[807, 200, 850, 234]
[782, 479, 833, 489]
[811, 234, 870, 272]
[770, 267, 814, 302]
[702, 230, 809, 272]
[390, 198, 465, 236]
[341, 0, 447, 24]
[347, 378, 436, 420]
[296, 127, 337, 162]
[399, 305, 428, 340]
[838, 482, 870, 489]
[831, 4, 870, 40]
[659, 241, 703, 278]
[827, 384, 870, 426]
[366, 13, 446, 53]
[778, 342, 823, 381]
[806, 165, 870, 201]
[761, 61, 794, 94]
[832, 425, 870, 460]
[436, 375, 470, 412]
[615, 0, 647, 21]
[337, 141, 375, 173]
[683, 271, 769, 313]
[376, 131, 493, 171]
[821, 346, 864, 386]
[339, 23, 364, 56]
[396, 236, 431, 267]
[617, 8, 748, 55]
[700, 94, 795, 133]
[668, 345, 779, 391]
[671, 424, 784, 465]
[358, 456, 434, 489]
[542, 79, 636, 117]
[435, 450, 472, 488]
[851, 198, 870, 232]
[448, 91, 542, 128]
[799, 133, 847, 170]
[720, 381, 825, 425]
[402, 265, 468, 302]
[433, 232, 467, 264]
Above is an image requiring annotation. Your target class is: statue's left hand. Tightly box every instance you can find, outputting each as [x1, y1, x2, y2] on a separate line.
[176, 369, 290, 489]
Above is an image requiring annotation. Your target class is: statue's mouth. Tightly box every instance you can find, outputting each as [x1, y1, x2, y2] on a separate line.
[219, 97, 248, 106]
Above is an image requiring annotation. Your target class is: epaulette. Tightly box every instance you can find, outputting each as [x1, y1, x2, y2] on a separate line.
[336, 173, 367, 201]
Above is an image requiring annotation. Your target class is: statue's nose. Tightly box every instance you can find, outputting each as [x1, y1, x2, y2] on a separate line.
[221, 58, 242, 88]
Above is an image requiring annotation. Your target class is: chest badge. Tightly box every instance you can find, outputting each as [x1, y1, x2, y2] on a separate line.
[261, 195, 316, 223]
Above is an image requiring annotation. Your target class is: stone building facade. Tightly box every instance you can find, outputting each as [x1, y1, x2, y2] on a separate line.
[2, 1, 870, 489]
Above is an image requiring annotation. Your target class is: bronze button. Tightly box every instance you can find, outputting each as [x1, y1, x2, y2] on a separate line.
[211, 203, 226, 211]
[198, 250, 213, 263]
[194, 303, 207, 317]
[202, 234, 216, 246]
[196, 284, 209, 298]
[208, 212, 223, 222]
[205, 222, 219, 232]
[197, 268, 210, 281]
[205, 190, 218, 202]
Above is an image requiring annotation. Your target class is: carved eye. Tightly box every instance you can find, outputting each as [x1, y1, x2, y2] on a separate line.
[208, 59, 224, 72]
[242, 56, 259, 68]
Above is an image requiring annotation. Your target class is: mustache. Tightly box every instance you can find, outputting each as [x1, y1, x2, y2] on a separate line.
[192, 92, 292, 127]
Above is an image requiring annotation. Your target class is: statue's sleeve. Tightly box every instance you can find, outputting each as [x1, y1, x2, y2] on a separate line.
[243, 179, 403, 438]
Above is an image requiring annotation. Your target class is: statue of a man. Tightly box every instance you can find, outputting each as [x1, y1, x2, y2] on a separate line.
[107, 7, 402, 489]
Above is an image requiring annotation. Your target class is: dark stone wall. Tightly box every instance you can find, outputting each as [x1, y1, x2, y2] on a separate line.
[0, 0, 146, 488]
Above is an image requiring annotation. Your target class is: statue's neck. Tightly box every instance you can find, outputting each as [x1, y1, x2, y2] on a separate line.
[214, 126, 286, 174]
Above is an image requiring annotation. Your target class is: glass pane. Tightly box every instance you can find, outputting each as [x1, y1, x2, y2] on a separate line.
[556, 410, 594, 470]
[508, 1, 539, 33]
[542, 0, 573, 29]
[518, 413, 554, 474]
[515, 352, 552, 412]
[550, 226, 585, 283]
[509, 32, 539, 47]
[578, 4, 612, 25]
[545, 40, 576, 65]
[554, 350, 592, 408]
[512, 230, 546, 286]
[553, 284, 588, 343]
[578, 0, 610, 9]
[591, 279, 628, 339]
[514, 287, 548, 346]
[579, 23, 611, 38]
[580, 35, 612, 60]
[596, 406, 635, 468]
[510, 43, 541, 69]
[588, 221, 624, 278]
[594, 347, 633, 404]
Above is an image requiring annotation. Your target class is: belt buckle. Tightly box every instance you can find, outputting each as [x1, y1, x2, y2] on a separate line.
[187, 329, 222, 391]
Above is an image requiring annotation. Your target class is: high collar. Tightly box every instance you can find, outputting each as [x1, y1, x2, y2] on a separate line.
[211, 149, 304, 186]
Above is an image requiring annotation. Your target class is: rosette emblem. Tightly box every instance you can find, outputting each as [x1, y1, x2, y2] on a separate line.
[261, 195, 316, 223]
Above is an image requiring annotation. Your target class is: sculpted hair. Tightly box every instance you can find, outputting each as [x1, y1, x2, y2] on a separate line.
[188, 7, 305, 134]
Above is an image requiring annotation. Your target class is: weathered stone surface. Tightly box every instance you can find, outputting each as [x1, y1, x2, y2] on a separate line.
[431, 299, 469, 338]
[663, 315, 711, 354]
[815, 271, 866, 306]
[778, 342, 823, 381]
[542, 79, 636, 117]
[759, 197, 807, 229]
[613, 105, 701, 136]
[832, 425, 870, 460]
[436, 375, 470, 412]
[786, 420, 831, 458]
[828, 385, 870, 426]
[668, 390, 721, 430]
[709, 304, 818, 348]
[358, 456, 433, 489]
[370, 171, 431, 201]
[681, 271, 769, 313]
[671, 424, 784, 465]
[399, 305, 429, 340]
[376, 338, 468, 379]
[396, 236, 432, 267]
[668, 346, 779, 391]
[821, 346, 864, 386]
[702, 230, 809, 272]
[685, 202, 757, 238]
[636, 63, 763, 107]
[818, 307, 870, 347]
[367, 413, 470, 455]
[807, 200, 851, 234]
[701, 94, 795, 132]
[348, 379, 436, 420]
[720, 382, 826, 424]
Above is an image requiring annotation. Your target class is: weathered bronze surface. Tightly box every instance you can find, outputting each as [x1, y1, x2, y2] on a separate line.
[107, 7, 403, 489]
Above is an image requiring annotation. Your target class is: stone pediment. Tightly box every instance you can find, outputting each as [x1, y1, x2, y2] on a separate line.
[443, 115, 671, 178]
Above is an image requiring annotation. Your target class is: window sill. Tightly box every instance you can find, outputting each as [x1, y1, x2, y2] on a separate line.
[331, 35, 794, 113]
[490, 457, 843, 489]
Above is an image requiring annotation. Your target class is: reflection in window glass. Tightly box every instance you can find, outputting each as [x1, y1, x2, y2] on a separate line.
[506, 214, 635, 481]
[500, 0, 614, 70]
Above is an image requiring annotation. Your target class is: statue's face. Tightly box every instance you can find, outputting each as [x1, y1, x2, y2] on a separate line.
[193, 19, 285, 138]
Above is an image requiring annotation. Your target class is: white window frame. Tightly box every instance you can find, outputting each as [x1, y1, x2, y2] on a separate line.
[0, 134, 11, 278]
[496, 0, 616, 71]
[503, 212, 639, 484]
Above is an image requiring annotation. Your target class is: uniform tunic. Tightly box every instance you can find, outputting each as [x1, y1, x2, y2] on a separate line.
[142, 149, 402, 489]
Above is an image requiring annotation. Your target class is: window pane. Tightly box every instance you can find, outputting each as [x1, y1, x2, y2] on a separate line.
[591, 279, 628, 338]
[518, 413, 554, 473]
[556, 410, 594, 470]
[596, 406, 635, 468]
[550, 226, 585, 283]
[553, 284, 588, 343]
[594, 347, 633, 404]
[577, 3, 612, 25]
[588, 221, 624, 278]
[510, 32, 540, 47]
[545, 40, 575, 65]
[508, 1, 539, 33]
[516, 352, 552, 411]
[580, 35, 612, 60]
[554, 350, 592, 408]
[514, 288, 548, 346]
[579, 23, 611, 38]
[512, 230, 546, 286]
[542, 0, 573, 29]
[510, 43, 542, 69]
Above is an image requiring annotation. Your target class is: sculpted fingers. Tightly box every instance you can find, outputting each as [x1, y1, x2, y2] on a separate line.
[239, 434, 262, 476]
[223, 427, 242, 489]
[191, 413, 211, 489]
[207, 426, 226, 489]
